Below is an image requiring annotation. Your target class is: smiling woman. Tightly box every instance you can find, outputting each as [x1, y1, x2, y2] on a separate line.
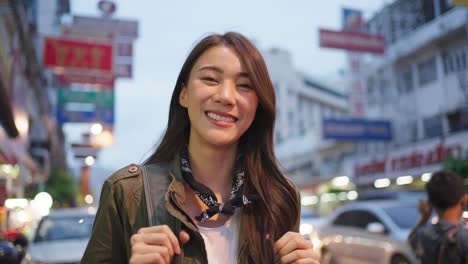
[82, 32, 319, 264]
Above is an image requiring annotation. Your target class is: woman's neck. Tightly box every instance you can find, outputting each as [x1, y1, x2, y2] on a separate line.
[187, 141, 237, 199]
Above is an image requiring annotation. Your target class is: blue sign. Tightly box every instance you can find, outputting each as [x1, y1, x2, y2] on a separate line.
[342, 8, 363, 31]
[323, 118, 392, 141]
[57, 106, 114, 125]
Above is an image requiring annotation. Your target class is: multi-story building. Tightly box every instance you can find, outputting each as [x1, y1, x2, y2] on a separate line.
[349, 0, 468, 189]
[0, 0, 68, 200]
[263, 48, 353, 188]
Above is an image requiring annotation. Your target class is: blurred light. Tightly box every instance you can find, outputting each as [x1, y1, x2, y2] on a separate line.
[34, 192, 53, 210]
[17, 210, 29, 224]
[90, 123, 103, 135]
[431, 216, 439, 224]
[78, 218, 84, 224]
[85, 194, 94, 205]
[338, 192, 348, 201]
[30, 200, 50, 217]
[300, 223, 313, 235]
[14, 113, 29, 137]
[347, 191, 358, 200]
[87, 206, 97, 214]
[463, 211, 468, 219]
[2, 164, 13, 174]
[301, 195, 318, 206]
[331, 176, 349, 187]
[422, 172, 432, 182]
[85, 156, 95, 166]
[94, 130, 114, 147]
[321, 193, 336, 202]
[5, 198, 28, 209]
[374, 178, 390, 188]
[396, 175, 413, 185]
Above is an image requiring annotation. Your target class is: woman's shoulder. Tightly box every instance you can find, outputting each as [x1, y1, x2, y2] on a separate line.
[105, 164, 144, 185]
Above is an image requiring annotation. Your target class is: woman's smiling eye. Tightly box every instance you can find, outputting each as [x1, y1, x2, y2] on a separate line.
[238, 83, 253, 89]
[201, 76, 218, 83]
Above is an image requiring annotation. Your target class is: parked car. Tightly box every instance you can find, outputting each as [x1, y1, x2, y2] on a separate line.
[309, 200, 424, 264]
[26, 207, 96, 264]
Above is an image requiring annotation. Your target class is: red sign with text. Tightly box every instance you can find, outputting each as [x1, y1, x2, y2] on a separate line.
[319, 29, 385, 54]
[43, 37, 113, 72]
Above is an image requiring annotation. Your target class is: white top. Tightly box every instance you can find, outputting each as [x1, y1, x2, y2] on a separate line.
[197, 212, 240, 264]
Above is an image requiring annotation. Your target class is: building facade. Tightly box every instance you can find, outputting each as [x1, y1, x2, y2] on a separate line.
[0, 0, 68, 201]
[263, 48, 353, 188]
[349, 1, 468, 188]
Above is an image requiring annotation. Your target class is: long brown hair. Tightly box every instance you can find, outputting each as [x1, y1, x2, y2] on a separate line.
[145, 32, 299, 262]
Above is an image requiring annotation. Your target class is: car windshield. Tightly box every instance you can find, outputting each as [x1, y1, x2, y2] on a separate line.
[34, 215, 95, 242]
[383, 205, 420, 229]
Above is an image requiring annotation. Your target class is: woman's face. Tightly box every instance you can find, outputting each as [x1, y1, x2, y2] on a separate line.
[179, 45, 259, 148]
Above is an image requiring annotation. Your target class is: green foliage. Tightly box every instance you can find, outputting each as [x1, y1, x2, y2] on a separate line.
[442, 150, 468, 179]
[44, 166, 78, 206]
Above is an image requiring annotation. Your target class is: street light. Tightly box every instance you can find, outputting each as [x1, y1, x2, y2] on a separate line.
[90, 123, 103, 135]
[85, 156, 95, 166]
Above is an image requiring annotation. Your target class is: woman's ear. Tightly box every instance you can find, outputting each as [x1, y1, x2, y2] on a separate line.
[179, 84, 188, 108]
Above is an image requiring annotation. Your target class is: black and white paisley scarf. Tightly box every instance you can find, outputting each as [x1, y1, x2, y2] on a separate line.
[180, 147, 257, 222]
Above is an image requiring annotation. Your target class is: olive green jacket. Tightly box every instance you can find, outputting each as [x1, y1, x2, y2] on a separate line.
[81, 156, 300, 264]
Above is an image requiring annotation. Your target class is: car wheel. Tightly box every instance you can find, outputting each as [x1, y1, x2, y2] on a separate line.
[321, 249, 336, 264]
[391, 254, 410, 264]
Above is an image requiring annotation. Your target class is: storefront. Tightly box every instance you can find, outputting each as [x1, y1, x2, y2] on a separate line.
[351, 131, 468, 189]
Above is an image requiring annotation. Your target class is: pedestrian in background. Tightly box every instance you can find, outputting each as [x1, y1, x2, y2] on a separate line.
[82, 32, 318, 263]
[408, 170, 468, 263]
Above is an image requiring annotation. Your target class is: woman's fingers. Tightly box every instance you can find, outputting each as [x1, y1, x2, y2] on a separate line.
[130, 225, 184, 264]
[274, 232, 318, 264]
[136, 225, 181, 254]
[130, 252, 167, 264]
[274, 232, 310, 254]
[281, 249, 319, 264]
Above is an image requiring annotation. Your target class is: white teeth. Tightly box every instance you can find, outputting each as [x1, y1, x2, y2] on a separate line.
[207, 112, 235, 123]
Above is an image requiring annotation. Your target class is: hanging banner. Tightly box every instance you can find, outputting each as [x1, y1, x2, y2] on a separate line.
[319, 29, 385, 54]
[43, 37, 113, 73]
[56, 73, 114, 88]
[323, 118, 393, 141]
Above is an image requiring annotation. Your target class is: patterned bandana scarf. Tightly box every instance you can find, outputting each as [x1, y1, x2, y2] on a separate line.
[180, 147, 257, 222]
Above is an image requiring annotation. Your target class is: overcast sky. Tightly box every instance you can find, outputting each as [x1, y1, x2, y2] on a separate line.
[67, 0, 389, 171]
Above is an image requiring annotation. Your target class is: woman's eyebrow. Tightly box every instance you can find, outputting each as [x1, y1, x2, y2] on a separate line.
[198, 65, 223, 73]
[198, 65, 250, 78]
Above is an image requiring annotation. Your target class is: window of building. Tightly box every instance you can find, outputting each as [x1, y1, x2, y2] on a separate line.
[288, 110, 294, 127]
[397, 120, 418, 144]
[366, 77, 378, 106]
[287, 88, 294, 98]
[442, 47, 467, 75]
[417, 56, 437, 86]
[423, 114, 443, 139]
[447, 110, 468, 133]
[397, 67, 414, 93]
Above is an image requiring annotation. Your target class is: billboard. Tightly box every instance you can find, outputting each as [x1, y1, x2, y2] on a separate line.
[43, 37, 113, 73]
[323, 118, 392, 141]
[62, 17, 137, 78]
[57, 89, 114, 108]
[73, 15, 138, 38]
[56, 73, 114, 88]
[319, 29, 385, 54]
[56, 106, 114, 125]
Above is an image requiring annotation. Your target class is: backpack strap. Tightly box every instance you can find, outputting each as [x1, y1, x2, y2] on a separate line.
[437, 225, 460, 264]
[141, 163, 182, 264]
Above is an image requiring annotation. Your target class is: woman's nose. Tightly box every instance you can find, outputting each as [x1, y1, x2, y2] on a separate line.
[214, 81, 236, 105]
